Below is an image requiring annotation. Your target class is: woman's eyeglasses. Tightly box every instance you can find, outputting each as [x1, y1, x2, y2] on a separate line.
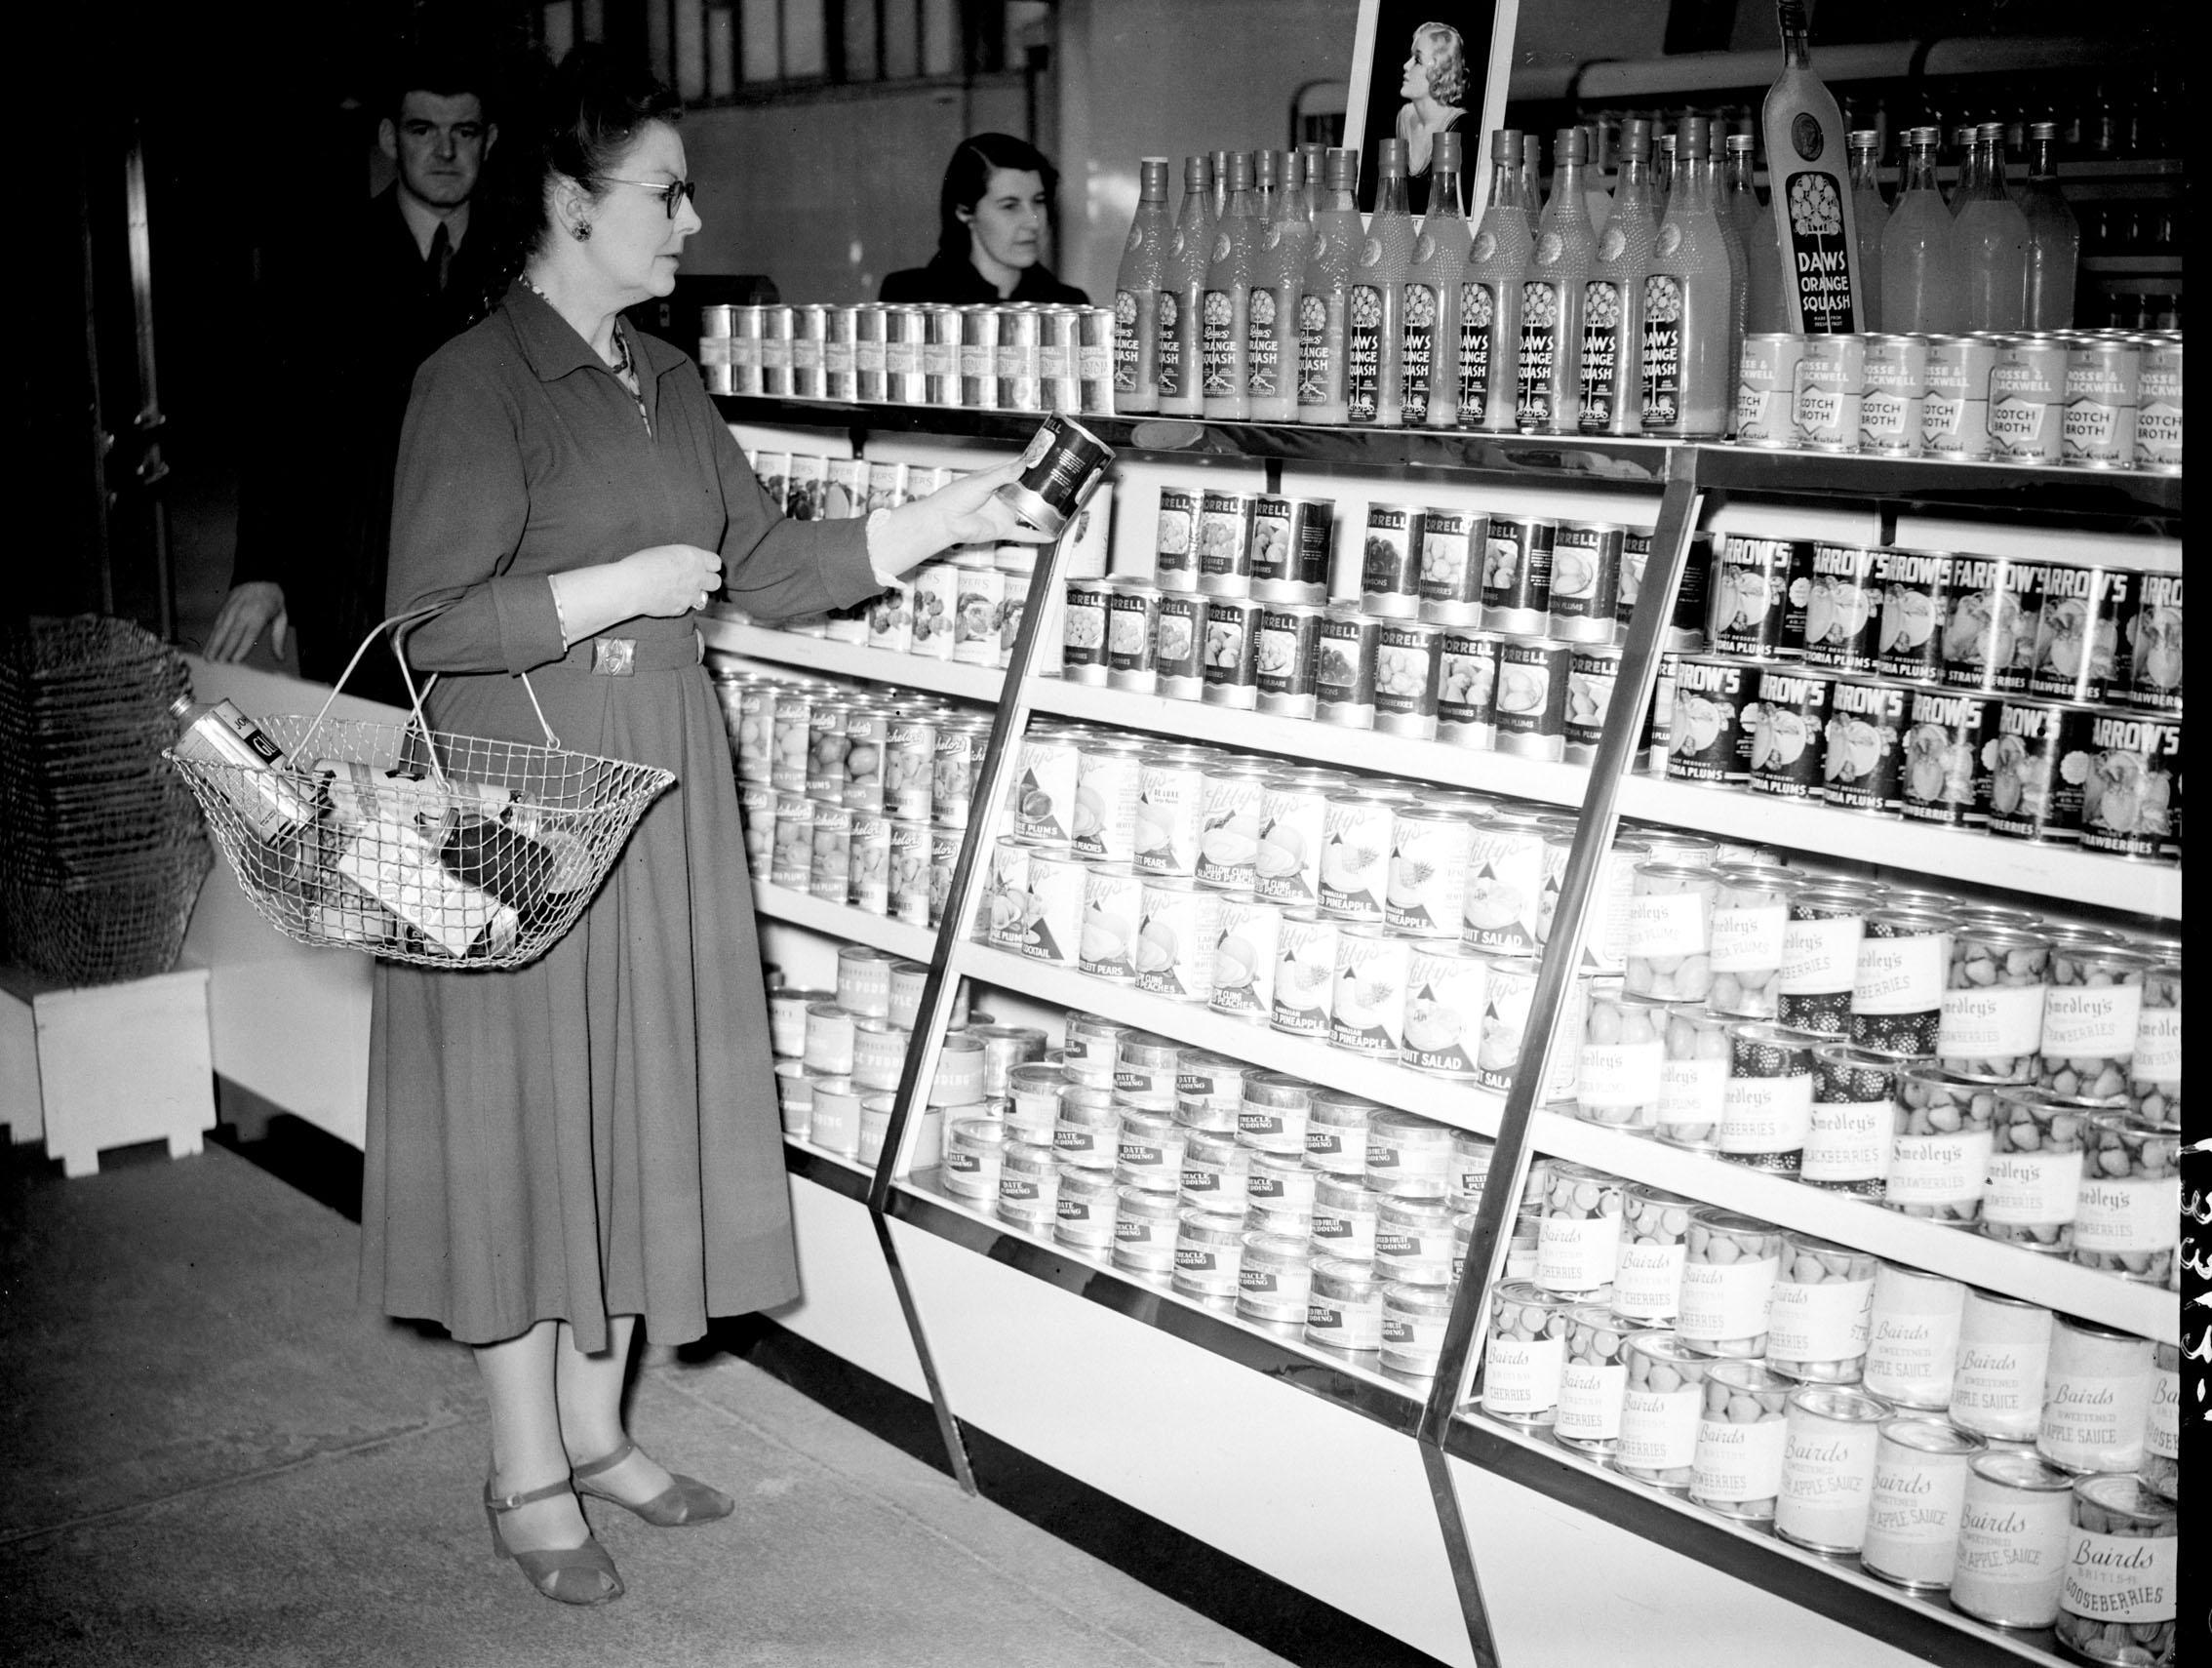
[596, 177, 698, 218]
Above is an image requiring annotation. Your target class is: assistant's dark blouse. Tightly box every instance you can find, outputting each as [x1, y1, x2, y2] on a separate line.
[879, 252, 1088, 305]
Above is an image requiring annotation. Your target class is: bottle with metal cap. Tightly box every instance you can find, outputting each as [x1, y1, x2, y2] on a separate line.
[1846, 129, 1888, 332]
[1347, 137, 1417, 425]
[1202, 150, 1262, 421]
[1730, 132, 1788, 335]
[1403, 128, 1468, 429]
[2017, 121, 2077, 330]
[1111, 157, 1172, 414]
[1456, 129, 1530, 433]
[1158, 154, 1215, 417]
[1295, 146, 1363, 424]
[1955, 123, 2029, 332]
[1247, 148, 1310, 422]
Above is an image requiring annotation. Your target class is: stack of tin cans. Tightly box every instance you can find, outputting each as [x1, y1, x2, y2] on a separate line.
[703, 300, 1117, 417]
[1735, 329, 2183, 473]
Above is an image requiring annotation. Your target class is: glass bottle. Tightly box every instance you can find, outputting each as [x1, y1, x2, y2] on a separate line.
[1581, 116, 1659, 436]
[1581, 121, 1614, 241]
[1948, 125, 1978, 214]
[2017, 122, 2079, 331]
[1247, 148, 1309, 422]
[1643, 115, 1732, 439]
[1202, 151, 1261, 420]
[1521, 132, 1544, 219]
[1731, 133, 1788, 335]
[1707, 124, 1750, 425]
[1157, 154, 1215, 417]
[1296, 147, 1363, 425]
[1654, 132, 1677, 210]
[1458, 129, 1531, 432]
[1403, 128, 1468, 428]
[1347, 136, 1417, 425]
[1209, 148, 1233, 221]
[1847, 130, 1888, 334]
[1520, 126, 1597, 433]
[1111, 157, 1172, 415]
[1879, 127, 1962, 335]
[1761, 0, 1864, 332]
[1298, 141, 1327, 217]
[1251, 146, 1280, 228]
[1955, 124, 2030, 332]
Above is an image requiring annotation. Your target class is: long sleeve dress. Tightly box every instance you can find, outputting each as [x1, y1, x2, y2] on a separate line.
[360, 285, 881, 1352]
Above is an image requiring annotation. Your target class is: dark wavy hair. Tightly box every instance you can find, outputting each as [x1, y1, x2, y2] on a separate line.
[935, 132, 1059, 264]
[523, 44, 683, 262]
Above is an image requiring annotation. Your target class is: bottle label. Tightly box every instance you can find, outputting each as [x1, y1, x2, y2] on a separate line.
[1113, 288, 1155, 397]
[1297, 291, 1346, 409]
[1157, 290, 1183, 397]
[1345, 283, 1386, 421]
[1518, 280, 1560, 426]
[1401, 281, 1438, 424]
[1778, 169, 1855, 332]
[1579, 279, 1623, 430]
[1246, 285, 1283, 398]
[1458, 281, 1496, 422]
[1641, 274, 1683, 429]
[1202, 288, 1240, 395]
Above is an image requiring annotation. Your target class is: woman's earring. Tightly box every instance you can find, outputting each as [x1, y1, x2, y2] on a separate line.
[573, 220, 593, 241]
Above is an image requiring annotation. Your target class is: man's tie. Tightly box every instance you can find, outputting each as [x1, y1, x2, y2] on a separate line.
[428, 220, 452, 295]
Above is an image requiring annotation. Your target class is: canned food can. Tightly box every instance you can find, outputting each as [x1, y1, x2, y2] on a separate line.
[1805, 1044, 1899, 1194]
[1134, 877, 1222, 1003]
[2073, 709, 2181, 860]
[1981, 697, 2088, 844]
[1618, 529, 1711, 651]
[1200, 597, 1263, 708]
[889, 819, 931, 925]
[1858, 334, 1927, 457]
[1132, 745, 1213, 878]
[1384, 800, 1474, 938]
[906, 561, 960, 659]
[2061, 338, 2140, 469]
[956, 304, 1000, 408]
[1462, 808, 1564, 955]
[915, 303, 959, 405]
[790, 304, 828, 400]
[1403, 944, 1488, 1079]
[852, 303, 888, 403]
[1898, 687, 1989, 826]
[1103, 578, 1161, 692]
[1481, 515, 1556, 635]
[1793, 333, 1866, 452]
[931, 717, 990, 827]
[1876, 547, 1954, 682]
[1937, 553, 2039, 694]
[1737, 333, 1809, 447]
[1197, 491, 1257, 595]
[1253, 770, 1343, 908]
[1415, 507, 1483, 625]
[808, 802, 852, 900]
[1001, 411, 1115, 536]
[1438, 629, 1500, 749]
[1254, 602, 1325, 717]
[2117, 571, 2182, 712]
[1209, 895, 1281, 1021]
[1073, 736, 1148, 864]
[729, 304, 766, 396]
[1563, 645, 1622, 763]
[1249, 496, 1334, 603]
[1153, 591, 1206, 699]
[759, 305, 795, 396]
[1077, 304, 1116, 415]
[1012, 728, 1082, 847]
[1330, 925, 1411, 1058]
[1494, 637, 1571, 760]
[996, 305, 1044, 412]
[1800, 542, 1884, 673]
[1018, 851, 1086, 963]
[1317, 788, 1404, 924]
[1360, 503, 1423, 617]
[1154, 487, 1201, 593]
[737, 780, 775, 869]
[2134, 337, 2181, 473]
[1988, 335, 2068, 465]
[1476, 954, 1586, 1100]
[882, 303, 928, 403]
[1711, 536, 1807, 660]
[848, 813, 891, 912]
[1061, 576, 1112, 685]
[1033, 305, 1077, 415]
[1372, 620, 1443, 736]
[1746, 666, 1832, 799]
[1271, 912, 1339, 1039]
[1314, 604, 1380, 728]
[1923, 335, 1998, 460]
[1193, 763, 1272, 894]
[769, 791, 813, 889]
[1549, 522, 1624, 643]
[2027, 563, 2127, 704]
[1666, 655, 1758, 784]
[1076, 863, 1146, 982]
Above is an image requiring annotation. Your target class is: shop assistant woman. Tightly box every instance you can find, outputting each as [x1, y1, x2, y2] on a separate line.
[880, 132, 1088, 303]
[365, 46, 1044, 1607]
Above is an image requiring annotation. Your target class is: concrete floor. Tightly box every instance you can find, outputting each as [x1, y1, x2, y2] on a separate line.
[0, 1139, 1302, 1668]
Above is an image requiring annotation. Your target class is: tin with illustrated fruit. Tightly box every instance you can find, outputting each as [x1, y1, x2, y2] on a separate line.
[1373, 621, 1443, 736]
[1710, 536, 1806, 660]
[1403, 944, 1488, 1079]
[1255, 603, 1324, 717]
[1494, 638, 1571, 761]
[1193, 761, 1272, 894]
[1822, 677, 1906, 814]
[1415, 507, 1483, 626]
[1851, 907, 1955, 1057]
[1154, 486, 1200, 592]
[1197, 490, 1256, 596]
[1271, 912, 1340, 1039]
[1330, 925, 1411, 1059]
[2027, 562, 2127, 705]
[1549, 522, 1624, 644]
[2118, 572, 2182, 713]
[1134, 876, 1221, 1004]
[1988, 335, 2068, 466]
[1201, 597, 1262, 709]
[1249, 496, 1333, 603]
[1618, 529, 1710, 651]
[1019, 850, 1086, 965]
[1666, 655, 1756, 785]
[1009, 726, 1083, 848]
[1899, 688, 1989, 827]
[1315, 604, 1380, 728]
[1980, 697, 2088, 845]
[1475, 954, 1586, 1101]
[889, 819, 931, 926]
[1384, 799, 1476, 939]
[1462, 807, 1566, 956]
[1438, 629, 1501, 749]
[930, 717, 990, 828]
[1746, 666, 1831, 800]
[1209, 895, 1281, 1022]
[1801, 542, 1883, 673]
[1078, 863, 1146, 982]
[1103, 577, 1161, 693]
[2074, 710, 2181, 861]
[1858, 334, 1927, 457]
[1131, 744, 1214, 878]
[1875, 547, 1955, 683]
[1253, 769, 1347, 909]
[1563, 645, 1622, 764]
[1937, 554, 2038, 695]
[1317, 787, 1405, 924]
[1072, 735, 1148, 864]
[1481, 514, 1556, 636]
[1361, 503, 1422, 617]
[983, 837, 1032, 949]
[1154, 591, 1206, 699]
[1061, 576, 1112, 686]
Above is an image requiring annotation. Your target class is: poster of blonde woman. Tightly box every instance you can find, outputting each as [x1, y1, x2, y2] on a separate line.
[1344, 2, 1518, 217]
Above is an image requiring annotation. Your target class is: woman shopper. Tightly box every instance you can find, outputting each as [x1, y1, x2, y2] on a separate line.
[364, 46, 1043, 1607]
[879, 131, 1088, 303]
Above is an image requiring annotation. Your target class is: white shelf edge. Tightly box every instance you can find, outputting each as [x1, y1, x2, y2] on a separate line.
[752, 881, 939, 963]
[1616, 776, 2183, 923]
[783, 1132, 877, 1188]
[953, 940, 1505, 1138]
[1532, 1112, 2178, 1345]
[1029, 677, 1593, 810]
[702, 616, 1005, 702]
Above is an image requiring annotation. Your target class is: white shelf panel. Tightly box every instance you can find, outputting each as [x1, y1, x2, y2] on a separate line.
[702, 617, 1004, 703]
[751, 882, 939, 963]
[1532, 1111, 2177, 1345]
[1616, 775, 2183, 923]
[952, 940, 1505, 1137]
[1029, 677, 1592, 811]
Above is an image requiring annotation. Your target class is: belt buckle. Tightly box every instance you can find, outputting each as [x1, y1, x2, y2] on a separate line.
[592, 638, 636, 677]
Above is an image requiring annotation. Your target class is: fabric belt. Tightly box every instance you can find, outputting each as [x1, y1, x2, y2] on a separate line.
[536, 627, 705, 676]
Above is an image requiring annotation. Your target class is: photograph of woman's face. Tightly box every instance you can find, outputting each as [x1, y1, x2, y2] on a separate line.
[1400, 27, 1459, 104]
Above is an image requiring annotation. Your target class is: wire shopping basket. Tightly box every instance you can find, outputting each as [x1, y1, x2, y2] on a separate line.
[165, 608, 675, 970]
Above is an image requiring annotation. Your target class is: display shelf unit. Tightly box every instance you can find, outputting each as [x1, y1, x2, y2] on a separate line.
[751, 880, 937, 963]
[782, 1133, 876, 1202]
[702, 616, 1003, 701]
[721, 400, 2180, 1668]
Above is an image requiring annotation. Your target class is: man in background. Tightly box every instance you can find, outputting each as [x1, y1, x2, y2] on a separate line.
[205, 49, 503, 702]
